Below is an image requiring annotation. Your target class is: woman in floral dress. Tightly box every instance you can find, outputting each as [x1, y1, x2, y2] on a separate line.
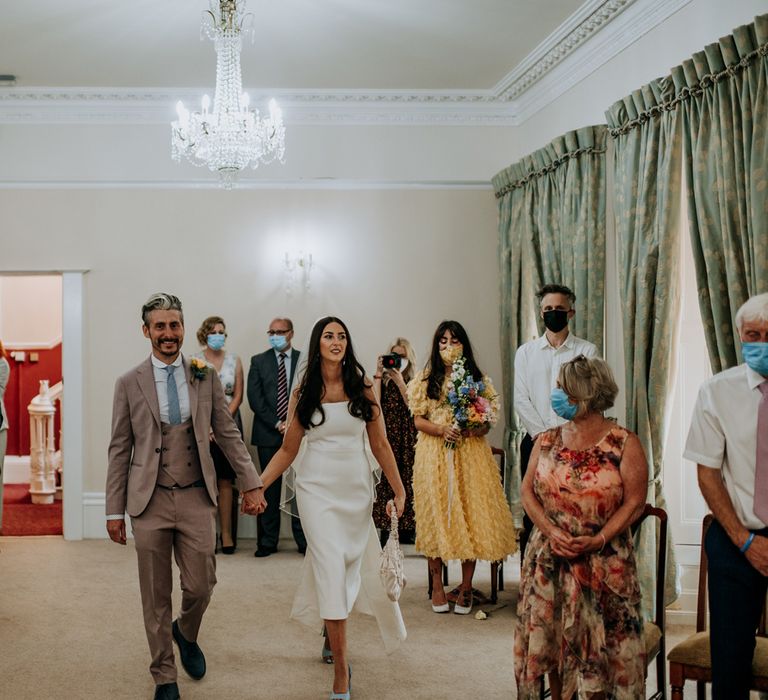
[515, 356, 648, 700]
[372, 337, 417, 544]
[408, 320, 517, 615]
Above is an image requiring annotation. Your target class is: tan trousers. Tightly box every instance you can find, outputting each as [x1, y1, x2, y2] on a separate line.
[131, 485, 216, 684]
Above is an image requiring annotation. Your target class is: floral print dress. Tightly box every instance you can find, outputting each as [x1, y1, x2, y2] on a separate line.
[372, 379, 417, 532]
[514, 425, 645, 700]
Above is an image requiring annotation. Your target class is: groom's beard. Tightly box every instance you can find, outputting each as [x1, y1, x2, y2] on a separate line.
[154, 336, 181, 358]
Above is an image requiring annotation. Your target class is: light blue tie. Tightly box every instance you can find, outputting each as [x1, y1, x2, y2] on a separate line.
[165, 365, 182, 425]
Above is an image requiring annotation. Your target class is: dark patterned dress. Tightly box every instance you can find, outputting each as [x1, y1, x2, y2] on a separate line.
[514, 425, 645, 700]
[372, 379, 416, 533]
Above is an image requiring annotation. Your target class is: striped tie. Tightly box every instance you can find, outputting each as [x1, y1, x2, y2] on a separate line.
[277, 353, 288, 423]
[753, 381, 768, 523]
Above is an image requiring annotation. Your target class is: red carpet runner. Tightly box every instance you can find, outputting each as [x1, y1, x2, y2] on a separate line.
[1, 484, 62, 536]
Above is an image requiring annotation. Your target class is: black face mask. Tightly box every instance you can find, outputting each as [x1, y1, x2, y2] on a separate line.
[543, 309, 569, 333]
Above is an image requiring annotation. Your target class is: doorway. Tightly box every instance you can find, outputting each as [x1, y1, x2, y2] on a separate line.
[0, 270, 84, 540]
[1, 275, 63, 535]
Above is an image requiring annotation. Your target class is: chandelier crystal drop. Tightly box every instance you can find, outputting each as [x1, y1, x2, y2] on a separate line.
[171, 0, 285, 189]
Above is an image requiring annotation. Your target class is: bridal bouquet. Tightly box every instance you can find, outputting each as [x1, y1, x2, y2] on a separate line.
[444, 356, 498, 449]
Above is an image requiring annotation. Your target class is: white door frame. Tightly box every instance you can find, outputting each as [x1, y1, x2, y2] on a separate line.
[61, 271, 85, 540]
[1, 269, 86, 540]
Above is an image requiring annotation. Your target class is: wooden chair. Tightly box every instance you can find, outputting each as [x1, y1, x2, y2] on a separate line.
[633, 503, 668, 700]
[667, 514, 768, 699]
[426, 446, 506, 604]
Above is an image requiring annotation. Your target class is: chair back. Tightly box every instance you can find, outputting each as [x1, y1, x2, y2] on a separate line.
[633, 503, 669, 634]
[490, 446, 506, 486]
[633, 503, 668, 700]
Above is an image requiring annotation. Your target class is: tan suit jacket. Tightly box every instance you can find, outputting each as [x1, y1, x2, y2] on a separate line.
[106, 355, 262, 517]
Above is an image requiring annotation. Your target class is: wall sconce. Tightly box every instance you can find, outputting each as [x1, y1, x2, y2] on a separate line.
[284, 251, 313, 296]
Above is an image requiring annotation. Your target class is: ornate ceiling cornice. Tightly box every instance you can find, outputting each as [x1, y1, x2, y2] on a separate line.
[0, 0, 691, 127]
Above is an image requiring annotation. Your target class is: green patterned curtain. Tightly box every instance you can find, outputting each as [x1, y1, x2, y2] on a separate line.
[491, 170, 533, 527]
[677, 13, 768, 370]
[492, 125, 607, 525]
[521, 126, 608, 350]
[606, 79, 682, 617]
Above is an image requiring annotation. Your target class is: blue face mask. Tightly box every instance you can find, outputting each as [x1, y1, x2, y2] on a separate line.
[743, 342, 768, 376]
[551, 387, 578, 421]
[206, 333, 225, 351]
[269, 335, 288, 351]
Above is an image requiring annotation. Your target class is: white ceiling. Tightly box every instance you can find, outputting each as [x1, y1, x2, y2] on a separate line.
[1, 0, 585, 90]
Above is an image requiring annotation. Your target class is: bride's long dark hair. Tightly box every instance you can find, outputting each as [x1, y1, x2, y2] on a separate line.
[295, 316, 377, 429]
[424, 320, 483, 400]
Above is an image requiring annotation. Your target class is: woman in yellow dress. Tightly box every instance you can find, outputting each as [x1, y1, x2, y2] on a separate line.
[408, 320, 517, 614]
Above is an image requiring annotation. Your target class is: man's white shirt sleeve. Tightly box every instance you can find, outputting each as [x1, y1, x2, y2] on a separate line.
[684, 383, 725, 469]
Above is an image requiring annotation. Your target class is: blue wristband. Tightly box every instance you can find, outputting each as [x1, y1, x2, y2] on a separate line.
[740, 532, 755, 553]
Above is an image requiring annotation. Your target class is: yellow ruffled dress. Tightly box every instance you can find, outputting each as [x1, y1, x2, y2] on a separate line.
[407, 371, 518, 562]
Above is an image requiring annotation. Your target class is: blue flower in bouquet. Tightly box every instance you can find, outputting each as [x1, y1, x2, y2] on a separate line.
[443, 355, 499, 449]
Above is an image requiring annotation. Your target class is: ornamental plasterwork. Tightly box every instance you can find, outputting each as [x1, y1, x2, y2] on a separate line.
[0, 0, 690, 126]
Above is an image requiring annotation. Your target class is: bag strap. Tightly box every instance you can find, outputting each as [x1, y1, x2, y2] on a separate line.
[387, 499, 399, 542]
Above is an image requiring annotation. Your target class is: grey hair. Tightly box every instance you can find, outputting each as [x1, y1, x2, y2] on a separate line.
[735, 293, 768, 331]
[142, 293, 183, 326]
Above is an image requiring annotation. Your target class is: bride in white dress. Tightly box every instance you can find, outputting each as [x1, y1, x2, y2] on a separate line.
[260, 317, 407, 700]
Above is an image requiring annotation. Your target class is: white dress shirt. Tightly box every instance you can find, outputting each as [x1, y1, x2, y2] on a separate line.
[514, 332, 598, 437]
[684, 363, 767, 530]
[152, 354, 191, 424]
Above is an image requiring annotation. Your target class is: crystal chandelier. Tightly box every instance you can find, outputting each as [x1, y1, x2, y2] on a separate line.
[171, 0, 286, 189]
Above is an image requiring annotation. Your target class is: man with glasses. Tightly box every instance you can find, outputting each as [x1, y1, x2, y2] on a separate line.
[247, 318, 306, 556]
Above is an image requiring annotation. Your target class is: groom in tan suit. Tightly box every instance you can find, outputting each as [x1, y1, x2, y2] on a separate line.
[106, 293, 266, 700]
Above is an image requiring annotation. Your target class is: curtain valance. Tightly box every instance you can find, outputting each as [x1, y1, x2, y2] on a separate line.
[607, 13, 768, 136]
[492, 125, 607, 198]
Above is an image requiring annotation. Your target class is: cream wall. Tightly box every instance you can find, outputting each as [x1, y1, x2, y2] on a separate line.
[0, 275, 62, 346]
[0, 188, 502, 496]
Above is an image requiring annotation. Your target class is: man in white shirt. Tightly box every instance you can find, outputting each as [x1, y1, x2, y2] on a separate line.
[684, 292, 768, 700]
[513, 284, 597, 551]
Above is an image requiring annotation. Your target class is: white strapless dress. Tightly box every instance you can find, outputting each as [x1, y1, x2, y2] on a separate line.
[289, 402, 406, 652]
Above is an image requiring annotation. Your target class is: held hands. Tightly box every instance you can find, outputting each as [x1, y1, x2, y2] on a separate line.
[460, 425, 490, 439]
[241, 488, 267, 516]
[547, 524, 602, 559]
[442, 424, 462, 443]
[106, 519, 127, 545]
[277, 421, 287, 436]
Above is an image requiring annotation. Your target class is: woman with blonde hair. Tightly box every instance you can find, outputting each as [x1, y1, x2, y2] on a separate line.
[515, 355, 647, 700]
[192, 316, 244, 554]
[372, 337, 417, 545]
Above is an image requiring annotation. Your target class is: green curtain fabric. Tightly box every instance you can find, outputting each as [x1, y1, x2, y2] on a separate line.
[677, 13, 768, 370]
[606, 78, 682, 617]
[492, 125, 607, 525]
[491, 170, 534, 526]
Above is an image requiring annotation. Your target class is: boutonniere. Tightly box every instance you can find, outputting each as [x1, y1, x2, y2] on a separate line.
[189, 357, 210, 382]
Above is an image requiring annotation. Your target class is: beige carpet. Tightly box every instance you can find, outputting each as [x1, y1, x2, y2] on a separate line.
[0, 537, 519, 699]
